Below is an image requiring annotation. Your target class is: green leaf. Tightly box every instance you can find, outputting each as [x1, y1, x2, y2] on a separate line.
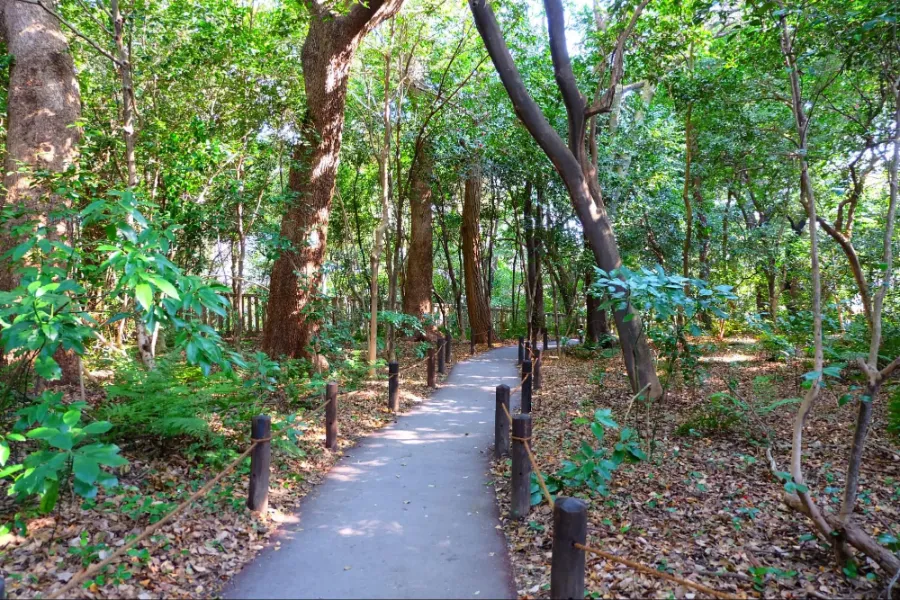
[594, 409, 619, 430]
[134, 283, 153, 311]
[48, 431, 73, 451]
[148, 275, 180, 300]
[0, 441, 8, 466]
[82, 421, 113, 435]
[26, 427, 60, 440]
[63, 410, 81, 426]
[0, 464, 24, 478]
[590, 421, 605, 442]
[73, 455, 100, 485]
[40, 479, 60, 514]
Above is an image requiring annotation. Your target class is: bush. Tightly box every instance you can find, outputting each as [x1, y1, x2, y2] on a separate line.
[99, 357, 251, 442]
[676, 392, 749, 436]
[889, 385, 900, 443]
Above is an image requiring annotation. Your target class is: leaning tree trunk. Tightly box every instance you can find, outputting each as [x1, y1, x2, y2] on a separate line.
[0, 0, 82, 290]
[469, 0, 662, 399]
[462, 168, 491, 343]
[402, 141, 435, 335]
[263, 0, 403, 360]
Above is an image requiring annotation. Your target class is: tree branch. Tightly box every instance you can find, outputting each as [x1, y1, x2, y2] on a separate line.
[15, 0, 120, 65]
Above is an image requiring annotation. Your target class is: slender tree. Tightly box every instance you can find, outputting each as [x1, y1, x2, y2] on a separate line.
[469, 0, 662, 397]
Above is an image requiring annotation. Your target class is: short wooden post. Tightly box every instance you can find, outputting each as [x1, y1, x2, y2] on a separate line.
[437, 340, 446, 375]
[325, 382, 338, 450]
[488, 325, 493, 348]
[470, 337, 475, 355]
[521, 359, 532, 413]
[247, 415, 271, 513]
[524, 340, 531, 362]
[517, 336, 524, 365]
[388, 361, 399, 412]
[494, 384, 510, 458]
[427, 348, 436, 387]
[533, 349, 542, 391]
[550, 497, 587, 600]
[511, 413, 532, 519]
[543, 327, 549, 351]
[445, 334, 452, 364]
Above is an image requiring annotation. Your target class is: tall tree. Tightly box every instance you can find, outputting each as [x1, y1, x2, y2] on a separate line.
[263, 0, 404, 360]
[402, 141, 435, 330]
[462, 165, 491, 342]
[0, 0, 82, 291]
[469, 0, 661, 398]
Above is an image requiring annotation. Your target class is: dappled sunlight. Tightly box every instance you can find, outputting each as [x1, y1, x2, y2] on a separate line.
[334, 520, 404, 538]
[699, 352, 758, 364]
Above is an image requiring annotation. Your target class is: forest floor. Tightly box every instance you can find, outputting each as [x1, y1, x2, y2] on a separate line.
[493, 338, 900, 599]
[0, 341, 492, 599]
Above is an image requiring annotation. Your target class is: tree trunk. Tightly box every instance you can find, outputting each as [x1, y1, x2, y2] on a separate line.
[530, 197, 545, 348]
[584, 266, 609, 344]
[0, 0, 81, 289]
[263, 0, 403, 359]
[402, 141, 434, 332]
[470, 0, 661, 399]
[0, 0, 82, 381]
[462, 167, 491, 343]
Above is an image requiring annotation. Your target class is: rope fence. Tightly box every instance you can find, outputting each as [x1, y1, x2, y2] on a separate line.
[494, 353, 737, 600]
[49, 341, 449, 599]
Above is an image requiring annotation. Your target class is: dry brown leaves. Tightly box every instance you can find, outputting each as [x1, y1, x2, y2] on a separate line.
[0, 340, 487, 599]
[491, 341, 900, 599]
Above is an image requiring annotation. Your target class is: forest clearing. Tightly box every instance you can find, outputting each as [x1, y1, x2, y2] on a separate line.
[0, 0, 897, 598]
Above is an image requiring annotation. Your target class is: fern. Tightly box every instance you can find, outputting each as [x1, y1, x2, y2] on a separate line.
[99, 356, 248, 442]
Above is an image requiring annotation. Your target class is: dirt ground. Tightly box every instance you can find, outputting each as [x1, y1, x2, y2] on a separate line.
[492, 338, 900, 599]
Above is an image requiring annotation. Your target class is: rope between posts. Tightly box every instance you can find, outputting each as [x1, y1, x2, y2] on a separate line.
[51, 389, 343, 598]
[499, 401, 554, 509]
[389, 339, 447, 379]
[497, 360, 734, 600]
[510, 371, 530, 394]
[574, 543, 738, 600]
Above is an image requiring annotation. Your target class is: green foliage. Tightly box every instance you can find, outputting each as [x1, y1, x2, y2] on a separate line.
[551, 409, 645, 499]
[2, 391, 125, 513]
[888, 386, 900, 442]
[100, 357, 248, 442]
[676, 392, 750, 436]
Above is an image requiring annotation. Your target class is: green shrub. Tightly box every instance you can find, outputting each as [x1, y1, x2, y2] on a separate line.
[676, 392, 748, 436]
[889, 385, 900, 442]
[99, 357, 250, 442]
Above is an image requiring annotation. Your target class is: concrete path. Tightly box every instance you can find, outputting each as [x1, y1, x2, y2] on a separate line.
[224, 345, 522, 599]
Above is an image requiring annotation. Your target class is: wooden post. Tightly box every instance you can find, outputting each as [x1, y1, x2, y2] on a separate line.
[445, 333, 452, 364]
[517, 336, 524, 365]
[533, 349, 542, 391]
[437, 339, 446, 375]
[427, 348, 436, 387]
[388, 362, 399, 412]
[247, 415, 271, 513]
[551, 497, 587, 600]
[470, 337, 475, 355]
[494, 384, 510, 458]
[521, 359, 532, 413]
[524, 340, 531, 361]
[325, 382, 338, 450]
[511, 413, 532, 519]
[488, 325, 493, 348]
[543, 327, 549, 351]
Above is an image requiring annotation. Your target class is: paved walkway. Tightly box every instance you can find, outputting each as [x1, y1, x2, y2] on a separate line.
[224, 345, 521, 599]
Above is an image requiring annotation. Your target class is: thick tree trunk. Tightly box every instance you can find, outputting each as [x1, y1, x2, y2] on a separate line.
[584, 267, 609, 344]
[263, 1, 402, 359]
[402, 142, 434, 331]
[0, 0, 82, 381]
[462, 168, 491, 343]
[0, 0, 82, 290]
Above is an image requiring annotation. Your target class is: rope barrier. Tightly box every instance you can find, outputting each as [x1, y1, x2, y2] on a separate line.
[496, 358, 734, 600]
[499, 401, 554, 509]
[509, 371, 530, 394]
[574, 543, 738, 600]
[387, 339, 447, 379]
[51, 438, 264, 598]
[50, 382, 350, 598]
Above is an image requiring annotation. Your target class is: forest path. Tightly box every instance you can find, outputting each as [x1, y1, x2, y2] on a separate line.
[223, 345, 521, 599]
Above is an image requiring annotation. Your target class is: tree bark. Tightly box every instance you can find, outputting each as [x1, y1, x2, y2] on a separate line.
[402, 141, 434, 331]
[0, 0, 82, 290]
[462, 167, 491, 343]
[469, 0, 661, 398]
[263, 0, 403, 359]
